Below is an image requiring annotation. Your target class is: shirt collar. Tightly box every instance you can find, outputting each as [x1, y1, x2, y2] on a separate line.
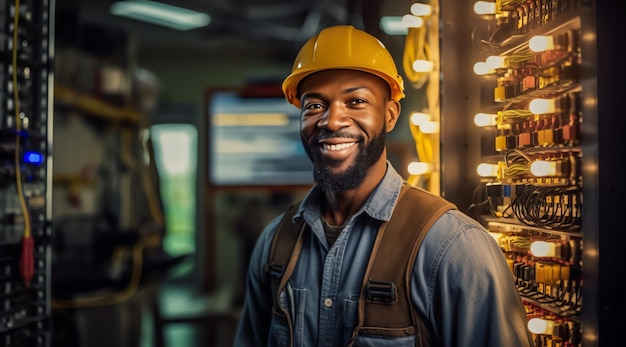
[295, 161, 404, 223]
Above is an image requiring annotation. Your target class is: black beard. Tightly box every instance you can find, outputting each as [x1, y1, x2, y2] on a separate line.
[303, 127, 386, 192]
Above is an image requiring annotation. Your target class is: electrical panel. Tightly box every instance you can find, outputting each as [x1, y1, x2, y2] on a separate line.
[470, 3, 584, 344]
[440, 0, 619, 346]
[0, 0, 53, 346]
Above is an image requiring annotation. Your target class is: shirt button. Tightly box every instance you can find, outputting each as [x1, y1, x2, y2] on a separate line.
[323, 298, 333, 307]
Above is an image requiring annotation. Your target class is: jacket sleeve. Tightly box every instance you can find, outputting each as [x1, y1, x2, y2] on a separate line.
[411, 210, 534, 347]
[233, 216, 282, 346]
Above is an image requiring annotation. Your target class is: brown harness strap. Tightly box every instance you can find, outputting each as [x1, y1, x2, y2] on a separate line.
[266, 203, 306, 346]
[349, 184, 456, 346]
[267, 184, 457, 347]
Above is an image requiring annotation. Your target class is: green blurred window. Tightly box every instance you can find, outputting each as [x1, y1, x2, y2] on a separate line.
[151, 124, 197, 259]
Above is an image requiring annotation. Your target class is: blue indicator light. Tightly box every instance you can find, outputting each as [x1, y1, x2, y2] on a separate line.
[23, 151, 44, 165]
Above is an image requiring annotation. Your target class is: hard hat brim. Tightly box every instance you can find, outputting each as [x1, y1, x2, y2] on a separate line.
[282, 67, 405, 108]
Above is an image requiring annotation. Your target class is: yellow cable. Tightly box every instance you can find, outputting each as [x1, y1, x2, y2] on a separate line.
[402, 13, 436, 190]
[403, 25, 431, 88]
[408, 117, 433, 189]
[137, 130, 165, 227]
[410, 121, 433, 163]
[12, 0, 31, 239]
[51, 233, 161, 309]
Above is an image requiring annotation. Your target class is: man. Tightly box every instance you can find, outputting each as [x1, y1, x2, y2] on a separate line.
[233, 25, 533, 347]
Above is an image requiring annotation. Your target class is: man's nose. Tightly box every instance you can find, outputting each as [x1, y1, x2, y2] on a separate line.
[318, 102, 350, 130]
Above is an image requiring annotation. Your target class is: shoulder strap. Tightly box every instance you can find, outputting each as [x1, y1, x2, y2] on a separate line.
[350, 184, 456, 346]
[266, 202, 304, 288]
[265, 202, 306, 345]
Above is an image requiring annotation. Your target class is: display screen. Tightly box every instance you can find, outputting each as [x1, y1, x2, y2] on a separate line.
[208, 91, 313, 186]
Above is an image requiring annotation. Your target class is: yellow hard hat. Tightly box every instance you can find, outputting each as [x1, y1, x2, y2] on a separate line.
[282, 25, 405, 108]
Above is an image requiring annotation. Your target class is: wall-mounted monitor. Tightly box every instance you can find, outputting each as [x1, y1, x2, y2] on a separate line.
[208, 91, 313, 187]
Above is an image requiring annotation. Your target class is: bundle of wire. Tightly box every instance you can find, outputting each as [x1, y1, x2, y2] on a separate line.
[511, 184, 582, 231]
[403, 21, 435, 189]
[403, 25, 431, 89]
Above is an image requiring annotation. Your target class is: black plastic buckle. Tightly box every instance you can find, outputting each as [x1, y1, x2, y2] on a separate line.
[266, 263, 284, 281]
[367, 280, 397, 303]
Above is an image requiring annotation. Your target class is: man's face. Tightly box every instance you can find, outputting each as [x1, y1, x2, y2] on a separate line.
[297, 69, 398, 192]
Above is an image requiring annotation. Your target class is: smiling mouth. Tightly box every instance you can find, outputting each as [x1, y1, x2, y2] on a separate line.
[322, 142, 357, 151]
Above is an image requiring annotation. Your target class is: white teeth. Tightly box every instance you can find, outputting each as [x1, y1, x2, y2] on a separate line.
[324, 142, 356, 151]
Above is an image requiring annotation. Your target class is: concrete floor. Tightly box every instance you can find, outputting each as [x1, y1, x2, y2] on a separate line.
[50, 278, 239, 347]
[142, 279, 240, 347]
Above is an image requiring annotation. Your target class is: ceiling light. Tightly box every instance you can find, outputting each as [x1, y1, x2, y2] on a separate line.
[110, 0, 211, 31]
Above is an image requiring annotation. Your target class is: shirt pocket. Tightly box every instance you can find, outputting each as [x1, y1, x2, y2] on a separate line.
[342, 294, 359, 343]
[353, 335, 416, 347]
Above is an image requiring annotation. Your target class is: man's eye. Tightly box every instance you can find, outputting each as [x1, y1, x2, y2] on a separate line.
[349, 98, 366, 105]
[304, 103, 323, 110]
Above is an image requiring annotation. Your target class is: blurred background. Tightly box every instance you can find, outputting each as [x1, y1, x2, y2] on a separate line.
[1, 0, 621, 347]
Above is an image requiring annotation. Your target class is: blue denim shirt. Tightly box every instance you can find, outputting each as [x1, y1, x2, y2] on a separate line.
[234, 164, 533, 347]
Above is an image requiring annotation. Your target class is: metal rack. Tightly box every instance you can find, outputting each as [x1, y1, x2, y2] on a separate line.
[0, 0, 54, 346]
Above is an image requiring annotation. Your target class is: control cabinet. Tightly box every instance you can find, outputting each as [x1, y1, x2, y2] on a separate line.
[0, 0, 54, 346]
[439, 1, 619, 346]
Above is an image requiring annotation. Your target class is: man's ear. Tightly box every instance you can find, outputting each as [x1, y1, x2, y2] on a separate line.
[385, 99, 401, 132]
